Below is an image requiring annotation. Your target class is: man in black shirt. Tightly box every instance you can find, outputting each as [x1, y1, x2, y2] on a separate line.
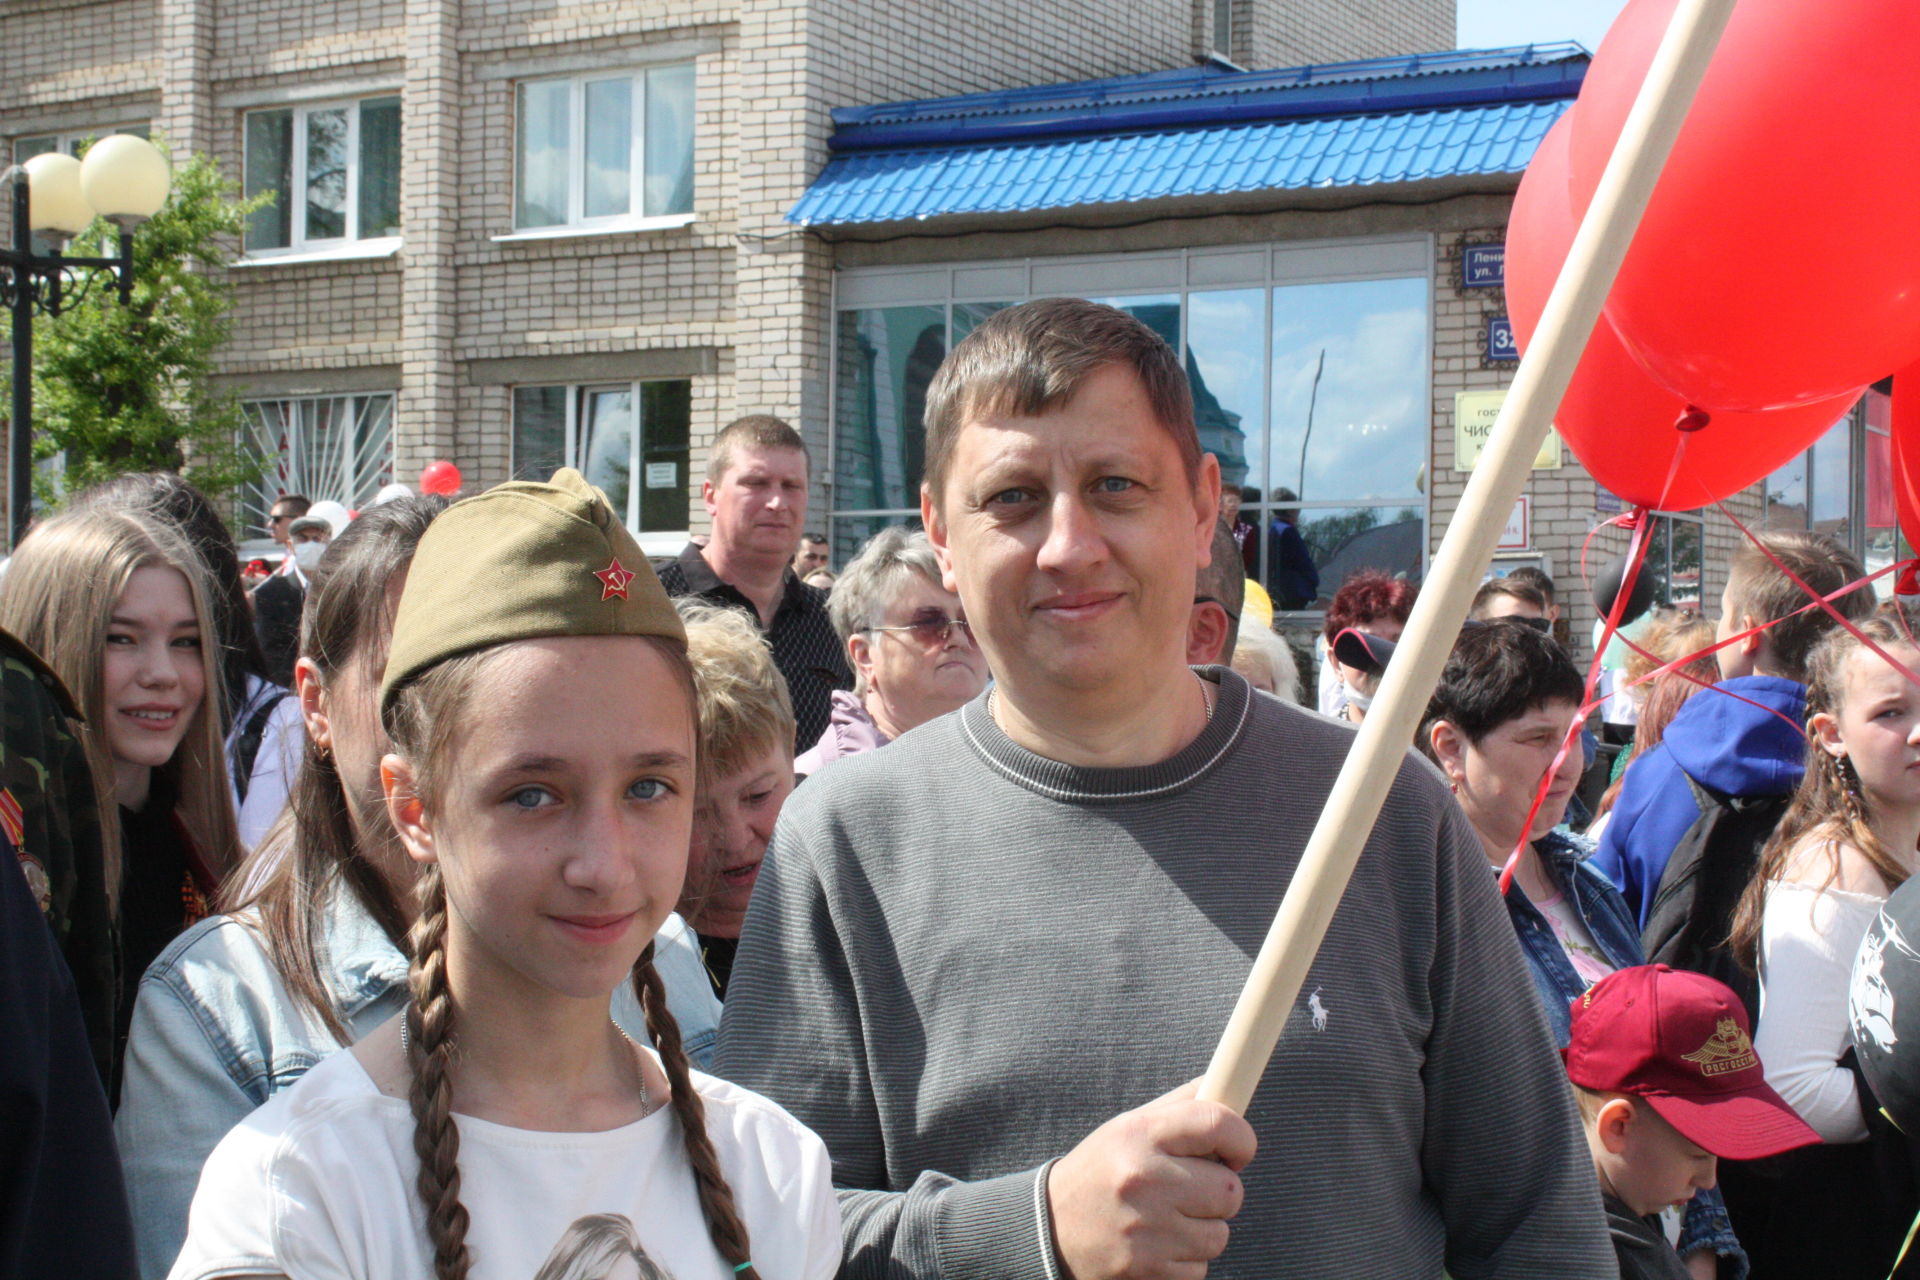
[656, 415, 850, 751]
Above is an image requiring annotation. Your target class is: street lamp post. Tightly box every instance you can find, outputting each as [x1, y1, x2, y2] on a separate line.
[2, 135, 172, 550]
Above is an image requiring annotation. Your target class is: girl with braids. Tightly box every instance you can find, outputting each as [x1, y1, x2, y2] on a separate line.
[0, 508, 242, 1096]
[121, 495, 723, 1278]
[170, 471, 836, 1280]
[1721, 615, 1920, 1279]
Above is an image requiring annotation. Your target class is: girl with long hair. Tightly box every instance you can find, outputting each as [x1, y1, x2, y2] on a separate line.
[170, 472, 834, 1280]
[0, 507, 242, 1093]
[73, 472, 303, 849]
[1722, 615, 1920, 1278]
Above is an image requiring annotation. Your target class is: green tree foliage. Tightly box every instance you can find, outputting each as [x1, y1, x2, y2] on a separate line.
[4, 141, 270, 505]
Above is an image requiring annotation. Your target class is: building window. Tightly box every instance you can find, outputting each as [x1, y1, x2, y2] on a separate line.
[1761, 393, 1903, 596]
[243, 96, 401, 254]
[830, 241, 1432, 610]
[514, 65, 695, 230]
[1212, 0, 1234, 57]
[512, 380, 692, 536]
[12, 124, 150, 162]
[238, 392, 396, 534]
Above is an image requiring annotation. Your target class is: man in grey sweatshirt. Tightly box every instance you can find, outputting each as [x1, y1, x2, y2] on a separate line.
[713, 298, 1614, 1279]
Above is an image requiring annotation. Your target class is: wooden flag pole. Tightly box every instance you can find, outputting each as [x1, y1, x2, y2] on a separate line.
[1198, 0, 1742, 1114]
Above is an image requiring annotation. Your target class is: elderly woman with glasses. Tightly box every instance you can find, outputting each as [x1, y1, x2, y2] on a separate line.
[796, 526, 989, 777]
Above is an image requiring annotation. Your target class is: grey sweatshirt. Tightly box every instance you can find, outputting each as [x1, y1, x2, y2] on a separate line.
[714, 668, 1614, 1279]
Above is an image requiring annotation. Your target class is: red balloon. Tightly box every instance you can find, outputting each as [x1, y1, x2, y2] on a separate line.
[1569, 0, 1920, 411]
[1508, 113, 1862, 510]
[419, 460, 463, 496]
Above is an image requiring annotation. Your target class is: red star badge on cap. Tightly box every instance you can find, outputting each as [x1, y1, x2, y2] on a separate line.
[593, 557, 635, 601]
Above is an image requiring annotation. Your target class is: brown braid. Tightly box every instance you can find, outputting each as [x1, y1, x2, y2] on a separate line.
[406, 867, 473, 1280]
[633, 955, 758, 1280]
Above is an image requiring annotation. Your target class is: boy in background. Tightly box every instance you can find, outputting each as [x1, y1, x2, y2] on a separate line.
[1595, 531, 1871, 930]
[1565, 965, 1817, 1280]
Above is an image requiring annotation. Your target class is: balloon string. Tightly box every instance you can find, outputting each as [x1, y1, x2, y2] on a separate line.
[1500, 508, 1654, 895]
[1715, 500, 1920, 691]
[1605, 556, 1917, 742]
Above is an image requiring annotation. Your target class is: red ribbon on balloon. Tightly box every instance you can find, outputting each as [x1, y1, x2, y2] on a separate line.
[1505, 112, 1864, 511]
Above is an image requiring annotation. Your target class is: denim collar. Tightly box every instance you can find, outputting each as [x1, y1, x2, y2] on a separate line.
[318, 881, 410, 1018]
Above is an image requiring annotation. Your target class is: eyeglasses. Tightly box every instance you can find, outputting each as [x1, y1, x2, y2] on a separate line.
[869, 612, 973, 648]
[1194, 594, 1242, 625]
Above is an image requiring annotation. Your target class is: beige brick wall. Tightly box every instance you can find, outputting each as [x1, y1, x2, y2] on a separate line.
[1250, 0, 1454, 68]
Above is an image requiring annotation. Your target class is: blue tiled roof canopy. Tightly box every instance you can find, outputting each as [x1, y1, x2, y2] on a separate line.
[789, 44, 1586, 228]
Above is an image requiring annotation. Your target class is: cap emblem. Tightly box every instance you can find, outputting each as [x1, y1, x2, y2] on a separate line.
[1681, 1017, 1758, 1077]
[593, 557, 636, 601]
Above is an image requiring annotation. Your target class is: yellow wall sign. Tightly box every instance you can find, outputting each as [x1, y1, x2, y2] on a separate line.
[1454, 390, 1561, 471]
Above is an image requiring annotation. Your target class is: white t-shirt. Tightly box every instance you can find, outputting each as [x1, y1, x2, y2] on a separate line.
[1756, 877, 1886, 1144]
[169, 1047, 840, 1280]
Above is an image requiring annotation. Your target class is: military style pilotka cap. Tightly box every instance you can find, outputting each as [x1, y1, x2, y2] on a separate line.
[380, 467, 684, 712]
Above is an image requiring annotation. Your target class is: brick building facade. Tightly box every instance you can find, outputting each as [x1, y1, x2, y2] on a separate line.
[3, 0, 1449, 553]
[6, 0, 1887, 661]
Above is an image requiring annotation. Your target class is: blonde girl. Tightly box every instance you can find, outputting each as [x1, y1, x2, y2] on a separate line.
[0, 507, 241, 1088]
[1725, 615, 1920, 1277]
[170, 472, 837, 1280]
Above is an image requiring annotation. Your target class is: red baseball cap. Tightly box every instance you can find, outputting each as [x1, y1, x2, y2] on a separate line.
[1564, 964, 1820, 1160]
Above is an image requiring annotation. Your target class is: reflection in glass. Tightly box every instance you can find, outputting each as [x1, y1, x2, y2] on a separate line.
[1090, 295, 1179, 350]
[305, 108, 348, 240]
[584, 387, 636, 525]
[1268, 277, 1427, 505]
[511, 387, 567, 482]
[244, 109, 293, 250]
[640, 380, 692, 532]
[516, 80, 571, 228]
[584, 79, 632, 219]
[1186, 289, 1264, 492]
[1276, 505, 1425, 610]
[1764, 450, 1809, 532]
[645, 64, 696, 216]
[835, 306, 945, 511]
[357, 97, 401, 238]
[952, 301, 1009, 345]
[1812, 417, 1852, 539]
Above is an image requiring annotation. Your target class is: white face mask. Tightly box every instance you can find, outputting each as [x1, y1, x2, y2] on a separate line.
[292, 540, 326, 573]
[1345, 686, 1374, 713]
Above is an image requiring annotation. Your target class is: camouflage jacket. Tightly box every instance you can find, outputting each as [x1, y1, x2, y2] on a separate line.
[2, 624, 116, 1085]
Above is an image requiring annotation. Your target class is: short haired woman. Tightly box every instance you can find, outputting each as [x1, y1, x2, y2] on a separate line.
[1317, 570, 1417, 717]
[676, 599, 797, 998]
[1421, 619, 1744, 1275]
[799, 526, 988, 775]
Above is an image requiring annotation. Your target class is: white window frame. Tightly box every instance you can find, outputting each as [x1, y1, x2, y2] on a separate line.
[511, 380, 691, 553]
[241, 94, 401, 258]
[11, 124, 149, 163]
[511, 64, 694, 233]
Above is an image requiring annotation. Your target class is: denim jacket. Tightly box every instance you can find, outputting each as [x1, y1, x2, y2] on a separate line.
[1505, 829, 1748, 1280]
[114, 885, 721, 1279]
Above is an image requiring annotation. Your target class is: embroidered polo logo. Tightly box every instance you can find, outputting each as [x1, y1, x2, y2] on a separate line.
[593, 558, 636, 601]
[1681, 1017, 1758, 1076]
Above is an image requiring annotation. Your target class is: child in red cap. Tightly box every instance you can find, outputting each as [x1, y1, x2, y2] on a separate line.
[1565, 964, 1820, 1280]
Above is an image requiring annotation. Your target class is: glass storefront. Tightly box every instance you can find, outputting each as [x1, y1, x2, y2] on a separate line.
[829, 240, 1432, 609]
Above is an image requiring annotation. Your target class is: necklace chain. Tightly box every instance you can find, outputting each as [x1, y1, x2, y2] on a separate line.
[399, 1010, 650, 1115]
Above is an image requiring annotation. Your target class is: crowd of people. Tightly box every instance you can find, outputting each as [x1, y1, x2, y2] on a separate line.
[4, 297, 1917, 1280]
